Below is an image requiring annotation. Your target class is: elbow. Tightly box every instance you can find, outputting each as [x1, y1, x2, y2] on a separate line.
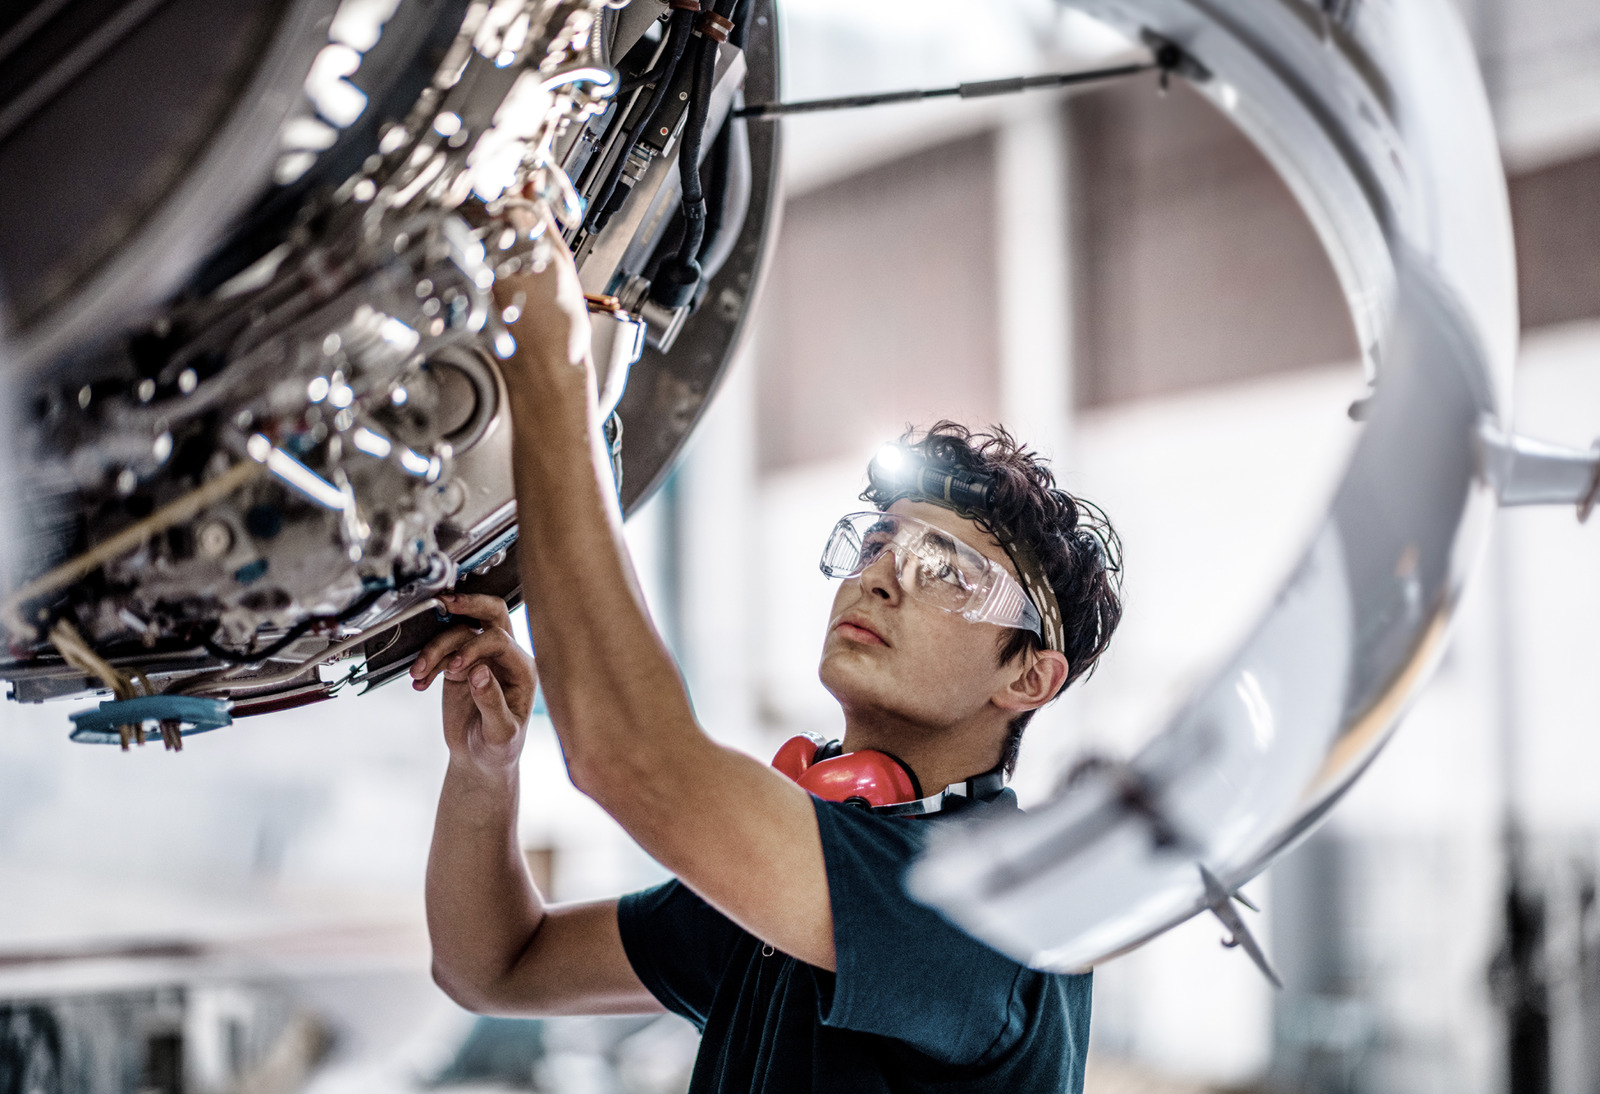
[561, 717, 703, 808]
[431, 957, 521, 1017]
[431, 959, 483, 1012]
[565, 745, 666, 815]
[432, 959, 524, 1017]
[431, 959, 498, 1015]
[560, 729, 641, 803]
[563, 748, 612, 802]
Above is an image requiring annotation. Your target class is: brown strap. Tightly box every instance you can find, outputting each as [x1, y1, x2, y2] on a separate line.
[695, 11, 734, 41]
[668, 0, 701, 10]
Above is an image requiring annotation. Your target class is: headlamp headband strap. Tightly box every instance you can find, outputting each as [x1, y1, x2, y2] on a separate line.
[866, 454, 1066, 654]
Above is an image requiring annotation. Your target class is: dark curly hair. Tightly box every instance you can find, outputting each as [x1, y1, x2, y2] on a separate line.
[863, 422, 1123, 775]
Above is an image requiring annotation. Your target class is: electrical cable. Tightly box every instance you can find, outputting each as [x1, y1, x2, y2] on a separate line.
[694, 74, 754, 282]
[675, 29, 719, 262]
[49, 618, 138, 701]
[653, 0, 739, 305]
[584, 5, 696, 235]
[198, 583, 390, 664]
[181, 597, 446, 698]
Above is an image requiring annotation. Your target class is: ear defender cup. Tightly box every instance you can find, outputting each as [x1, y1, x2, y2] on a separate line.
[771, 732, 831, 783]
[770, 735, 922, 809]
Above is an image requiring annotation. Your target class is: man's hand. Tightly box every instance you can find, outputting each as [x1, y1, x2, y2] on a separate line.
[411, 593, 537, 775]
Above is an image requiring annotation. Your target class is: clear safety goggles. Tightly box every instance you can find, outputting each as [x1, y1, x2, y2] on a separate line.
[820, 512, 1043, 636]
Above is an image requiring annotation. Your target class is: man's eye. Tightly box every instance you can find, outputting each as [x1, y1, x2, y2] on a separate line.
[912, 540, 963, 586]
[860, 535, 892, 562]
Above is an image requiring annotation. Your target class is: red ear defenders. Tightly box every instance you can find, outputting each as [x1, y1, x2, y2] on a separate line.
[772, 733, 922, 810]
[771, 733, 1007, 816]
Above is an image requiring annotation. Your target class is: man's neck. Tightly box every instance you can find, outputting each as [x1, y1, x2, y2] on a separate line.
[839, 711, 1007, 797]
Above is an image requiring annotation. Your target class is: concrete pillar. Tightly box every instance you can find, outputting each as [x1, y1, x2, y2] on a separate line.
[672, 346, 761, 753]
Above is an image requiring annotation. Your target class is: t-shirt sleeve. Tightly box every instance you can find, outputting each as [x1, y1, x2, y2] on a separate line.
[814, 798, 1032, 1066]
[617, 879, 745, 1030]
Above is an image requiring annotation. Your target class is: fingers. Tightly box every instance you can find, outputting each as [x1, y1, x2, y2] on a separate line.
[467, 664, 519, 747]
[438, 629, 529, 686]
[411, 626, 479, 690]
[410, 598, 522, 691]
[442, 592, 514, 634]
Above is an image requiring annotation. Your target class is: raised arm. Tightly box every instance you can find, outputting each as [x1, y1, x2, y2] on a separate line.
[420, 595, 662, 1016]
[413, 234, 839, 971]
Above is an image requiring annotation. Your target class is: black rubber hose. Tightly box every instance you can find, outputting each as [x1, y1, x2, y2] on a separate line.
[697, 106, 734, 264]
[200, 585, 388, 664]
[675, 0, 742, 264]
[584, 7, 695, 235]
[672, 36, 718, 264]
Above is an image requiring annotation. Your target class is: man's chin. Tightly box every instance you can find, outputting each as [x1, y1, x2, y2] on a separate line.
[818, 647, 892, 704]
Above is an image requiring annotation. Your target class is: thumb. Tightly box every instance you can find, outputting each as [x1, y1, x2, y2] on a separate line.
[468, 664, 518, 741]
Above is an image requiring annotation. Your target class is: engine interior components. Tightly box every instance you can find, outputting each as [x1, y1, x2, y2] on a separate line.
[0, 0, 781, 724]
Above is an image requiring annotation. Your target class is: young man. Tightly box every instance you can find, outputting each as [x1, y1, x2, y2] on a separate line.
[415, 235, 1123, 1093]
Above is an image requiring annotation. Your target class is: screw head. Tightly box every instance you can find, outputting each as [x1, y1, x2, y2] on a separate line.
[197, 521, 233, 560]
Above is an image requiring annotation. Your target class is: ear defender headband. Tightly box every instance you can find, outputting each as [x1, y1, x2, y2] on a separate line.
[864, 443, 1067, 655]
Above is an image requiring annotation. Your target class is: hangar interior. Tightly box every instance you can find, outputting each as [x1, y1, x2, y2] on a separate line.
[2, 0, 1600, 1092]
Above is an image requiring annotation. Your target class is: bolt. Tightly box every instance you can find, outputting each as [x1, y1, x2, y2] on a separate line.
[197, 521, 233, 560]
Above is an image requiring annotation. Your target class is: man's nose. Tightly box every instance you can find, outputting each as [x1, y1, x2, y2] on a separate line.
[860, 549, 903, 604]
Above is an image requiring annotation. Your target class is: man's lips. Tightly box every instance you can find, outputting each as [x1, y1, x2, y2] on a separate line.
[834, 617, 888, 646]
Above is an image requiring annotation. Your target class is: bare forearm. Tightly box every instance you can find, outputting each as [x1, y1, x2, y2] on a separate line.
[505, 373, 703, 791]
[426, 759, 544, 1007]
[488, 252, 836, 970]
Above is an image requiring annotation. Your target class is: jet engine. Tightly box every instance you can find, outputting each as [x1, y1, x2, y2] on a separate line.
[0, 0, 779, 738]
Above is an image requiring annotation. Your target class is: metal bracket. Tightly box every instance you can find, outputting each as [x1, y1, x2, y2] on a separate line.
[68, 695, 233, 750]
[1477, 420, 1600, 521]
[1199, 864, 1283, 988]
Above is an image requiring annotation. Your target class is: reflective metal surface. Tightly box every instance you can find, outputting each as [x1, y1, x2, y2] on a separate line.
[0, 0, 781, 719]
[911, 0, 1522, 971]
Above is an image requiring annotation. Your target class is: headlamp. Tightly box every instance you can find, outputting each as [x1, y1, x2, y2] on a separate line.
[868, 443, 995, 514]
[863, 441, 1066, 655]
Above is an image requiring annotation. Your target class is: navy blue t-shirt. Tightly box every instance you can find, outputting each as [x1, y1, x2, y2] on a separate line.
[617, 791, 1091, 1092]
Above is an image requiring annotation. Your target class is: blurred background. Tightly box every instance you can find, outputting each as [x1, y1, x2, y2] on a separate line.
[3, 0, 1600, 1091]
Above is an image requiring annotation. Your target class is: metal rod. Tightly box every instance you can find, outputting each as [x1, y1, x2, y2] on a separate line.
[733, 61, 1155, 120]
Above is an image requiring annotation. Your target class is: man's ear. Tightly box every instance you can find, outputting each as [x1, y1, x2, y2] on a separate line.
[994, 649, 1070, 713]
